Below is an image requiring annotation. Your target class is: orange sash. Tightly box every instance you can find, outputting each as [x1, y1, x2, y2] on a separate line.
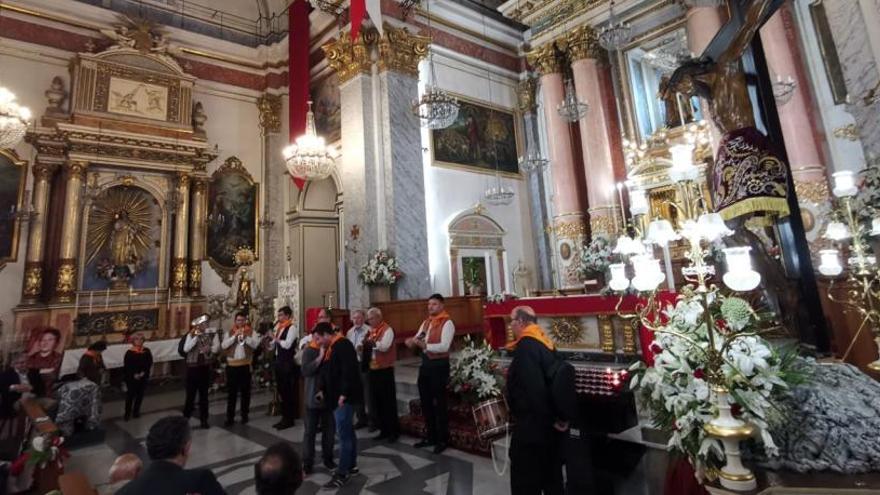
[275, 320, 293, 339]
[422, 311, 451, 359]
[507, 323, 555, 351]
[129, 345, 147, 354]
[232, 324, 253, 336]
[322, 333, 344, 362]
[368, 322, 396, 369]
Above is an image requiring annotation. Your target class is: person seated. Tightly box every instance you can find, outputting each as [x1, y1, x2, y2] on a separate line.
[99, 453, 143, 494]
[117, 415, 225, 495]
[0, 352, 48, 418]
[254, 442, 304, 495]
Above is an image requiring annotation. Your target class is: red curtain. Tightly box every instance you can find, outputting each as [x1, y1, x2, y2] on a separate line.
[288, 0, 309, 190]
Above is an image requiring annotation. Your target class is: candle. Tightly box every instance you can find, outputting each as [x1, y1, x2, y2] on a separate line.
[74, 292, 80, 315]
[153, 286, 158, 306]
[88, 291, 93, 315]
[105, 287, 110, 309]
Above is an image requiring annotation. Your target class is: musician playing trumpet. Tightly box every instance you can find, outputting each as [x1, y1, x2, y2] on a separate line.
[268, 306, 299, 430]
[221, 311, 261, 426]
[178, 314, 219, 429]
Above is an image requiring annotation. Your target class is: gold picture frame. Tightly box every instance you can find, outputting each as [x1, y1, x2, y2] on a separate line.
[0, 149, 28, 271]
[430, 92, 523, 179]
[207, 156, 260, 285]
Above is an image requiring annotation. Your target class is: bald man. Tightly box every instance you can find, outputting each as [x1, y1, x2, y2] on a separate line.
[100, 453, 142, 494]
[506, 305, 566, 495]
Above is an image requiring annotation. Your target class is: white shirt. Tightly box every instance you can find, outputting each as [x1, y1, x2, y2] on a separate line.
[416, 320, 455, 354]
[372, 325, 395, 353]
[183, 329, 220, 354]
[273, 322, 299, 350]
[298, 334, 312, 350]
[347, 324, 371, 361]
[221, 330, 261, 360]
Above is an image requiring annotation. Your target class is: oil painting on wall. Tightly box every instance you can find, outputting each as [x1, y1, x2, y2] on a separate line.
[207, 157, 258, 282]
[431, 96, 521, 176]
[312, 73, 341, 143]
[0, 150, 26, 264]
[83, 185, 161, 290]
[107, 77, 168, 121]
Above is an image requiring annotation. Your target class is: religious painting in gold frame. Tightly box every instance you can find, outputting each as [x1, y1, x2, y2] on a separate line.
[430, 93, 523, 178]
[0, 149, 28, 271]
[207, 156, 259, 285]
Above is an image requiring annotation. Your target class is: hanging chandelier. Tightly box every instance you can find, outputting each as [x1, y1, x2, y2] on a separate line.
[283, 101, 338, 181]
[557, 79, 589, 122]
[413, 55, 460, 129]
[484, 173, 515, 206]
[518, 139, 549, 173]
[598, 0, 632, 51]
[0, 87, 31, 149]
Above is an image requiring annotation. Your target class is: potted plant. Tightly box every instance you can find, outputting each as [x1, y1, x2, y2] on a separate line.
[358, 250, 403, 302]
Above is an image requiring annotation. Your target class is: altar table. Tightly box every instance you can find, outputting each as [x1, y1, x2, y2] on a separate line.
[60, 338, 183, 375]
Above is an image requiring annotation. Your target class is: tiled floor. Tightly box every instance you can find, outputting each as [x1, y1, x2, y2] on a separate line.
[66, 385, 669, 494]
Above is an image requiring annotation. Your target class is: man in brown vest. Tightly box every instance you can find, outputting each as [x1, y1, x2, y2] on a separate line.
[221, 311, 261, 426]
[365, 307, 399, 442]
[406, 293, 455, 454]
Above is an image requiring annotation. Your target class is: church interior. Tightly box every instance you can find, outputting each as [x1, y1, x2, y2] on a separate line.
[1, 0, 880, 493]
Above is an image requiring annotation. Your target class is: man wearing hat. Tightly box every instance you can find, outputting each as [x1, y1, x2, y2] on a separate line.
[178, 314, 220, 429]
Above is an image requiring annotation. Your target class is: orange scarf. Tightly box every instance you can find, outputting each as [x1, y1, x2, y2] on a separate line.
[232, 324, 253, 337]
[423, 311, 450, 338]
[308, 338, 320, 350]
[368, 322, 389, 341]
[84, 349, 103, 364]
[507, 323, 555, 351]
[322, 333, 344, 362]
[274, 320, 293, 339]
[129, 345, 146, 354]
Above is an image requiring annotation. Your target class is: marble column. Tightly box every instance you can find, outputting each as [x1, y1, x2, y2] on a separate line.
[171, 173, 190, 297]
[257, 93, 286, 298]
[518, 77, 554, 290]
[760, 8, 829, 225]
[685, 5, 725, 55]
[22, 162, 56, 303]
[188, 177, 207, 296]
[55, 161, 87, 303]
[564, 26, 620, 238]
[528, 43, 586, 288]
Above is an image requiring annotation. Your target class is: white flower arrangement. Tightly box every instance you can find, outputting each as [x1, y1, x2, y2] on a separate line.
[358, 250, 403, 286]
[450, 336, 503, 404]
[486, 292, 518, 304]
[629, 288, 801, 476]
[578, 236, 616, 280]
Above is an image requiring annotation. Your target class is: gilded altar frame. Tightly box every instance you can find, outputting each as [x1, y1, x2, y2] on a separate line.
[207, 156, 260, 285]
[0, 149, 28, 271]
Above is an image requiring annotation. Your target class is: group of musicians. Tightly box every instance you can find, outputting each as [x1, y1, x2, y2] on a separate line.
[175, 294, 456, 458]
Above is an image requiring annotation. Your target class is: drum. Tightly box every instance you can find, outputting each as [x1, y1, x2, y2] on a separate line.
[472, 396, 509, 441]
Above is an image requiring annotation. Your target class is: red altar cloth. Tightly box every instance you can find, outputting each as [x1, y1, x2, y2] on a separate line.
[482, 292, 677, 366]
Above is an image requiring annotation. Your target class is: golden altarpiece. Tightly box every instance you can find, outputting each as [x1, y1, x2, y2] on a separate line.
[13, 28, 218, 350]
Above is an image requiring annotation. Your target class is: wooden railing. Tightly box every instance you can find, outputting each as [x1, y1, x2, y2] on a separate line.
[373, 296, 484, 343]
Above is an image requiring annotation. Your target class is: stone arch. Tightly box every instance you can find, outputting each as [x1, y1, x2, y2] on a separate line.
[447, 207, 507, 296]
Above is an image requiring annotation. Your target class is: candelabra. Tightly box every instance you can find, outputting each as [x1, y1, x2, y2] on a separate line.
[557, 79, 589, 123]
[597, 0, 633, 51]
[610, 140, 763, 491]
[818, 170, 880, 371]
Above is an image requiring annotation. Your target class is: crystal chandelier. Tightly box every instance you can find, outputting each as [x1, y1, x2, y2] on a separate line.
[0, 87, 31, 149]
[413, 54, 460, 129]
[518, 142, 549, 173]
[484, 173, 515, 206]
[557, 79, 589, 122]
[598, 0, 632, 51]
[283, 101, 338, 181]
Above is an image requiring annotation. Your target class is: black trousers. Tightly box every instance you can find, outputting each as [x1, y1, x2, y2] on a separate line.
[417, 358, 449, 444]
[225, 364, 251, 421]
[124, 378, 147, 418]
[275, 363, 300, 423]
[302, 407, 335, 467]
[369, 367, 399, 438]
[510, 433, 564, 495]
[183, 365, 211, 422]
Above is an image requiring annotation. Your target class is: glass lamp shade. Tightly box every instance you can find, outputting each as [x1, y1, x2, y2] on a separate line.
[831, 170, 858, 198]
[631, 254, 665, 292]
[282, 103, 338, 181]
[629, 188, 650, 216]
[818, 249, 843, 276]
[871, 217, 880, 237]
[668, 144, 698, 182]
[613, 235, 646, 256]
[823, 220, 851, 241]
[696, 213, 733, 242]
[0, 86, 31, 149]
[645, 219, 680, 246]
[722, 246, 761, 291]
[608, 263, 630, 292]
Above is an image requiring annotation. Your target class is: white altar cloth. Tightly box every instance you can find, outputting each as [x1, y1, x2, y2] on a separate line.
[60, 338, 182, 375]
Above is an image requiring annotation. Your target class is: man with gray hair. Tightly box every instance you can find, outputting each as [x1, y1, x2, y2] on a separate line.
[346, 308, 373, 429]
[364, 307, 399, 442]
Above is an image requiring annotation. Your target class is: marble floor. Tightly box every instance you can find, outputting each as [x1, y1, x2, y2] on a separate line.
[66, 385, 669, 494]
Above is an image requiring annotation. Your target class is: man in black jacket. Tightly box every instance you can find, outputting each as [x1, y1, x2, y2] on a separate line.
[0, 352, 46, 418]
[505, 306, 567, 495]
[313, 322, 363, 489]
[117, 415, 226, 495]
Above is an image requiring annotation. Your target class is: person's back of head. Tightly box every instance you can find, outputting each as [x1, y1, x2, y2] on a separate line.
[146, 416, 192, 463]
[254, 442, 303, 494]
[109, 453, 143, 483]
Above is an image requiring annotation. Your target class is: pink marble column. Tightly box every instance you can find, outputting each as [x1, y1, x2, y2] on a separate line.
[565, 26, 619, 237]
[528, 44, 586, 288]
[686, 6, 725, 55]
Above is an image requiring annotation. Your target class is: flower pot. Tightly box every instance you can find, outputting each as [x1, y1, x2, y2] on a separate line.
[369, 285, 391, 303]
[471, 396, 509, 442]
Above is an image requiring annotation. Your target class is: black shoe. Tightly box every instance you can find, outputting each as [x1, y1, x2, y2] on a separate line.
[274, 421, 294, 430]
[414, 440, 435, 448]
[132, 412, 141, 419]
[123, 413, 130, 422]
[368, 425, 379, 433]
[303, 464, 314, 475]
[272, 421, 284, 428]
[349, 466, 359, 475]
[224, 419, 235, 427]
[433, 443, 448, 454]
[323, 459, 337, 470]
[323, 474, 350, 489]
[241, 416, 249, 425]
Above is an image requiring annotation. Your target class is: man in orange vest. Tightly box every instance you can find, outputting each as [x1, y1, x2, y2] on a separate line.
[221, 311, 261, 426]
[405, 293, 455, 454]
[365, 306, 399, 442]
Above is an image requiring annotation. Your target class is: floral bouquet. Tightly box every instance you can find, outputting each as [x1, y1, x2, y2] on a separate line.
[358, 250, 403, 286]
[450, 336, 503, 404]
[578, 236, 616, 281]
[11, 433, 68, 475]
[486, 292, 519, 304]
[629, 287, 802, 477]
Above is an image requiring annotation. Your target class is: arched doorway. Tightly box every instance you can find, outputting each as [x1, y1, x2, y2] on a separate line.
[448, 208, 507, 297]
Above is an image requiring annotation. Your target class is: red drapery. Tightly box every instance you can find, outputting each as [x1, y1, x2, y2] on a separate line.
[288, 0, 309, 190]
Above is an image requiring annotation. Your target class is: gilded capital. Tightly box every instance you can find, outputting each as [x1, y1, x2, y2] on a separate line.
[526, 43, 562, 75]
[257, 93, 282, 134]
[33, 163, 58, 181]
[191, 177, 208, 194]
[517, 78, 539, 113]
[322, 30, 377, 84]
[176, 172, 191, 187]
[376, 25, 430, 78]
[64, 161, 88, 179]
[559, 25, 604, 61]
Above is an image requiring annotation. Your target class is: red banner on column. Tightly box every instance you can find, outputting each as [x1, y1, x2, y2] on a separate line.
[288, 0, 310, 190]
[350, 0, 366, 41]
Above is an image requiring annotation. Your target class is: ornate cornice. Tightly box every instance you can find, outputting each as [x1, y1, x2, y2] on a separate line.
[322, 30, 378, 85]
[526, 43, 562, 75]
[559, 25, 604, 62]
[377, 25, 430, 78]
[517, 77, 539, 113]
[257, 93, 282, 134]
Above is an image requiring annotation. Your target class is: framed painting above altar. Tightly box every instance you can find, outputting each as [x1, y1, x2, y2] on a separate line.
[0, 149, 27, 269]
[207, 156, 259, 284]
[430, 94, 522, 177]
